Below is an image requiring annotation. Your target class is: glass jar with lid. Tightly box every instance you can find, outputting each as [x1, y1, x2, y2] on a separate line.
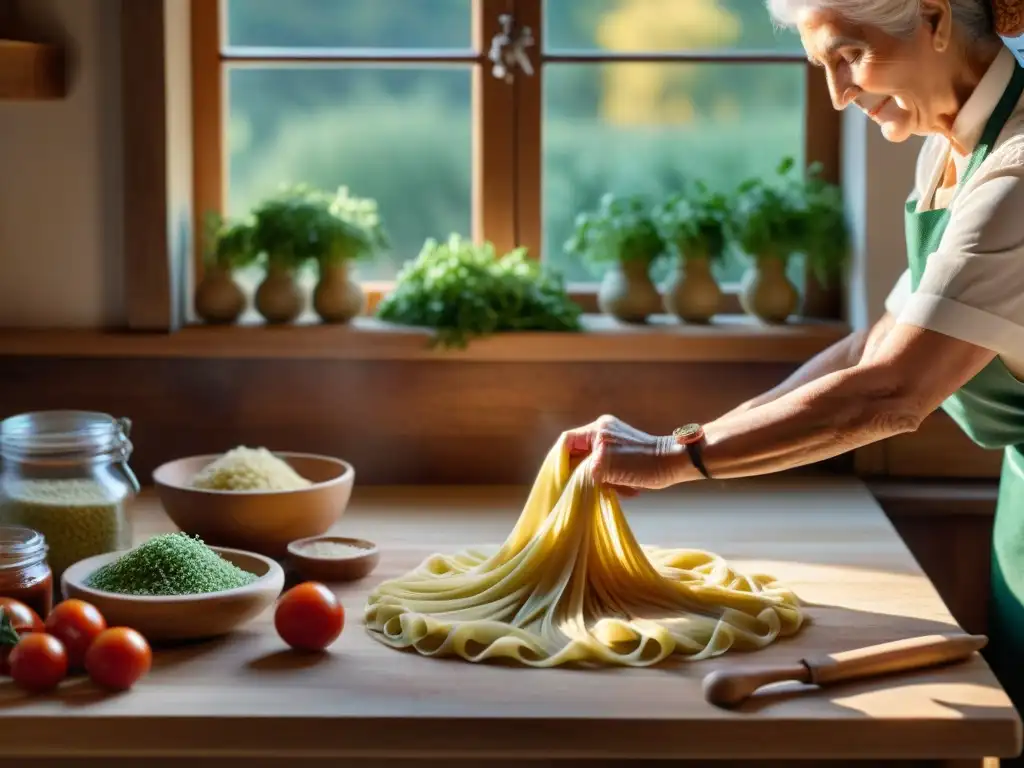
[0, 411, 140, 588]
[0, 525, 53, 619]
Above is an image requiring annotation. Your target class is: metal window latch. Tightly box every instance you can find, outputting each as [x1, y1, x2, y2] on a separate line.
[488, 13, 534, 83]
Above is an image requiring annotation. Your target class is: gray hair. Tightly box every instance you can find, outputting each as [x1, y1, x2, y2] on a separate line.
[765, 0, 996, 41]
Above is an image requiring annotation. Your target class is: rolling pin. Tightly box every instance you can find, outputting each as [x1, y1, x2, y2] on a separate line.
[703, 632, 988, 709]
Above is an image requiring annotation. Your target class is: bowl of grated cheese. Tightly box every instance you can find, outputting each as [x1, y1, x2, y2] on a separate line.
[153, 447, 355, 559]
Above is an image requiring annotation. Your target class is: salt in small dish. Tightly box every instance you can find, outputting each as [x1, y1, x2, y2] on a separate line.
[287, 535, 380, 583]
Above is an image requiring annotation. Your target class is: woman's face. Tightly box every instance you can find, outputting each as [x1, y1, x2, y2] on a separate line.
[797, 2, 958, 143]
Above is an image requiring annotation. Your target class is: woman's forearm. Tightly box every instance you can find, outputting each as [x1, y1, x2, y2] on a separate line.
[664, 319, 991, 486]
[720, 330, 866, 418]
[682, 361, 919, 481]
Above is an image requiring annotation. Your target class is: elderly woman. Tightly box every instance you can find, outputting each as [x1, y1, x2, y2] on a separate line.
[569, 0, 1024, 720]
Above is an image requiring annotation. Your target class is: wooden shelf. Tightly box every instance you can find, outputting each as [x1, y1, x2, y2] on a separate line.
[0, 314, 849, 363]
[0, 39, 65, 100]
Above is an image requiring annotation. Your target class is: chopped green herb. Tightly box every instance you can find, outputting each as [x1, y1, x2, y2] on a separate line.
[86, 533, 258, 596]
[0, 609, 19, 647]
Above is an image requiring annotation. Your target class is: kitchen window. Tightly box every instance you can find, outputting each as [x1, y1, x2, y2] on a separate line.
[191, 0, 841, 319]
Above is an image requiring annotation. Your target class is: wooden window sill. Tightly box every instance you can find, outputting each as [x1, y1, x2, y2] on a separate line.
[0, 314, 848, 363]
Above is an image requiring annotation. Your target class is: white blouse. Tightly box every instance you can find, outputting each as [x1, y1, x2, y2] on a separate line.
[885, 47, 1024, 378]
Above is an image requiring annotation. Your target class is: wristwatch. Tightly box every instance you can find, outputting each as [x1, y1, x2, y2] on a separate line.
[672, 423, 712, 480]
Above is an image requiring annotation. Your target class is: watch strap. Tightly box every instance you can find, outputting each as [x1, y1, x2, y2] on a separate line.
[686, 440, 712, 481]
[672, 423, 712, 481]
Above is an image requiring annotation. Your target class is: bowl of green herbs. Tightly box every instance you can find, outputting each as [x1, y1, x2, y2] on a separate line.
[375, 234, 582, 349]
[61, 532, 285, 644]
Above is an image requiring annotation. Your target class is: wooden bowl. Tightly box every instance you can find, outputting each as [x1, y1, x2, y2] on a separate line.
[287, 535, 380, 582]
[152, 452, 355, 559]
[61, 546, 285, 644]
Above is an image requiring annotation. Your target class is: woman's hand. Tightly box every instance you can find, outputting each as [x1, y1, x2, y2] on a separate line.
[563, 415, 686, 494]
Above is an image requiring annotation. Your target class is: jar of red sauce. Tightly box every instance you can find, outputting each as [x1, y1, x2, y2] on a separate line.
[0, 525, 53, 619]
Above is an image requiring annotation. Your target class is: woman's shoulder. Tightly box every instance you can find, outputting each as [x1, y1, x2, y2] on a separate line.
[991, 109, 1024, 168]
[919, 106, 1024, 195]
[947, 114, 1024, 244]
[963, 113, 1024, 191]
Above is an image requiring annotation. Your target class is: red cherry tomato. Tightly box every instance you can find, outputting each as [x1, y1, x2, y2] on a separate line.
[45, 599, 107, 670]
[85, 627, 152, 691]
[0, 599, 44, 633]
[9, 633, 68, 692]
[0, 630, 33, 676]
[274, 582, 345, 651]
[0, 599, 44, 676]
[0, 632, 30, 676]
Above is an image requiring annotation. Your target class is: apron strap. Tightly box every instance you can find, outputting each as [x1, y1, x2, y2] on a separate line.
[961, 62, 1024, 187]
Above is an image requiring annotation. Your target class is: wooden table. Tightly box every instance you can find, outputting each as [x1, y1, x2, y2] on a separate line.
[0, 477, 1019, 767]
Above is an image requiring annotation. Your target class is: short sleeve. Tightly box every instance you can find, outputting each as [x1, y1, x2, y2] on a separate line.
[897, 136, 1024, 357]
[884, 269, 912, 316]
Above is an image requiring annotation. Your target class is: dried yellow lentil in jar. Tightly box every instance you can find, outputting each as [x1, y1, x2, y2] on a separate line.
[0, 411, 139, 585]
[0, 478, 130, 582]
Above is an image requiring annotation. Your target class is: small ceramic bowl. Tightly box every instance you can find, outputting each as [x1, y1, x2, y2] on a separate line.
[61, 546, 285, 644]
[287, 535, 380, 583]
[152, 452, 355, 559]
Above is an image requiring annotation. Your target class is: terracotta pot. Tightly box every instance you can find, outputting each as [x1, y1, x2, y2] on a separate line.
[598, 260, 662, 323]
[740, 256, 798, 324]
[313, 261, 366, 324]
[801, 273, 845, 320]
[663, 257, 722, 324]
[255, 264, 303, 324]
[194, 265, 246, 325]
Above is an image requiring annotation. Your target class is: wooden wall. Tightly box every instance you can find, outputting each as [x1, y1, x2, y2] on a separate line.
[0, 358, 1002, 480]
[0, 355, 806, 485]
[872, 480, 998, 636]
[863, 408, 1001, 635]
[880, 412, 1003, 478]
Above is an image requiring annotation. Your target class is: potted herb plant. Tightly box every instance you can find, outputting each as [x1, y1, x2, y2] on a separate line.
[565, 193, 666, 323]
[249, 185, 327, 324]
[194, 211, 256, 325]
[797, 162, 850, 318]
[654, 183, 729, 324]
[312, 187, 389, 324]
[729, 158, 805, 324]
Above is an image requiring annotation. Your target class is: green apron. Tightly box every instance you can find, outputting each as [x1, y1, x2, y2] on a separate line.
[904, 60, 1024, 723]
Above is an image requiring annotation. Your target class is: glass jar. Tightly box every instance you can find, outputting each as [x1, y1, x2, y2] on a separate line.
[0, 411, 140, 590]
[0, 525, 53, 618]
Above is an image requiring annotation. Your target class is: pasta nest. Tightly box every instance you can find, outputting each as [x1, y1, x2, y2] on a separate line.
[365, 436, 805, 667]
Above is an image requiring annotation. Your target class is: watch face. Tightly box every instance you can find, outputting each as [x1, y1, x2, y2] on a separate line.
[673, 423, 703, 443]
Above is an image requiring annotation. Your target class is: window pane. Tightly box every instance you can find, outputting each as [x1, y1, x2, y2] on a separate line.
[542, 63, 805, 284]
[225, 0, 473, 49]
[227, 66, 473, 280]
[544, 0, 803, 53]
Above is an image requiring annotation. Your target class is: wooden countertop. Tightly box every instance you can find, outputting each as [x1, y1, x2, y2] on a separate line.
[0, 477, 1019, 762]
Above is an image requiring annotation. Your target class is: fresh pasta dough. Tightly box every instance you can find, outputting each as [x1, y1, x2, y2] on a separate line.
[364, 435, 804, 667]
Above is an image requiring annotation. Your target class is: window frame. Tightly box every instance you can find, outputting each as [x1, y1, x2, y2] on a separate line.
[190, 0, 842, 318]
